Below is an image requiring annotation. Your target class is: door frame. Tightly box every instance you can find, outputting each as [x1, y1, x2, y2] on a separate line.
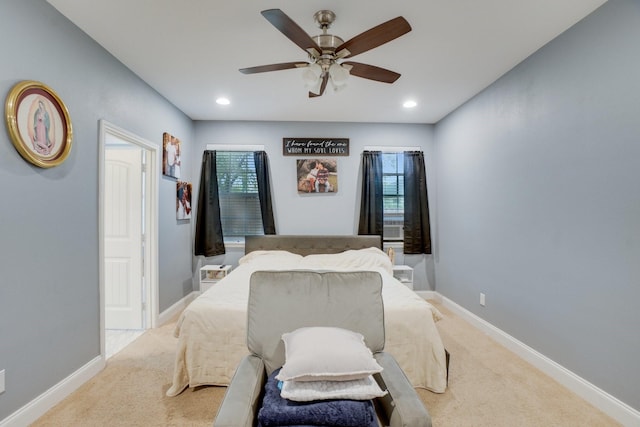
[98, 119, 159, 358]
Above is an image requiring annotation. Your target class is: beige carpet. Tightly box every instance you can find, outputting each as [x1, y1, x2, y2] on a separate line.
[31, 302, 619, 427]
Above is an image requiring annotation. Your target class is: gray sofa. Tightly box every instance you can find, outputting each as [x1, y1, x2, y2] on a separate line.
[213, 269, 432, 427]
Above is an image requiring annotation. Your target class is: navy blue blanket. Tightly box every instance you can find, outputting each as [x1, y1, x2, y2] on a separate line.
[257, 369, 377, 427]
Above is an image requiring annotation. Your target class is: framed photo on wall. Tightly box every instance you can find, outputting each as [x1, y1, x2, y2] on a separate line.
[5, 80, 73, 168]
[177, 181, 192, 220]
[296, 158, 338, 193]
[163, 132, 181, 179]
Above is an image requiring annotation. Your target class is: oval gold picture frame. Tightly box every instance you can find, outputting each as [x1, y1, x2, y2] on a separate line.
[5, 80, 73, 168]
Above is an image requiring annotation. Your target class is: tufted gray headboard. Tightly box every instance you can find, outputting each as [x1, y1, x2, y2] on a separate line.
[244, 235, 382, 256]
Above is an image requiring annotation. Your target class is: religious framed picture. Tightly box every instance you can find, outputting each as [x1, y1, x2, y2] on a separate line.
[296, 158, 338, 194]
[163, 132, 182, 179]
[5, 80, 73, 168]
[176, 181, 192, 220]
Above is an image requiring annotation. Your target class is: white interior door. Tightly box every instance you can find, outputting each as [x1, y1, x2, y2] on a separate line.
[105, 148, 144, 330]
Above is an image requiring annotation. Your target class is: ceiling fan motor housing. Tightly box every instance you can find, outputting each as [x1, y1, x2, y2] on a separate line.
[312, 34, 344, 70]
[312, 34, 344, 51]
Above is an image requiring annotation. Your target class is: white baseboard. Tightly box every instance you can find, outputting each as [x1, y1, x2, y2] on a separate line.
[157, 291, 197, 326]
[437, 293, 640, 427]
[415, 290, 440, 301]
[0, 356, 104, 427]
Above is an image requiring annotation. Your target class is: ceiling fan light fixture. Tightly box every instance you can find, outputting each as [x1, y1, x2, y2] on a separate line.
[329, 63, 349, 86]
[330, 79, 348, 93]
[302, 63, 322, 86]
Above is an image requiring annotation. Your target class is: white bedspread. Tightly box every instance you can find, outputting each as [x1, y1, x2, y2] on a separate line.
[167, 248, 448, 396]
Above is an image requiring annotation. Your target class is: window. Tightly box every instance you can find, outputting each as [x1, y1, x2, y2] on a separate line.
[216, 151, 264, 239]
[382, 152, 404, 241]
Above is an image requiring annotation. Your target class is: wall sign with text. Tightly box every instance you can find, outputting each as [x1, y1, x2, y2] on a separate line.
[282, 138, 349, 156]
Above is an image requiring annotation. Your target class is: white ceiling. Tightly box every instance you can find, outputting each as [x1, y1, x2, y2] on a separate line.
[47, 0, 606, 124]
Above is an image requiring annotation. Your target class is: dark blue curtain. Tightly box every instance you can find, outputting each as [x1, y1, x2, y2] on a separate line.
[194, 151, 225, 256]
[403, 151, 432, 254]
[358, 151, 384, 237]
[253, 151, 276, 235]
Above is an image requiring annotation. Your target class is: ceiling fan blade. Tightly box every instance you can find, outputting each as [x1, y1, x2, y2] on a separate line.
[309, 74, 329, 98]
[342, 62, 401, 83]
[239, 62, 308, 74]
[336, 16, 411, 59]
[262, 9, 322, 56]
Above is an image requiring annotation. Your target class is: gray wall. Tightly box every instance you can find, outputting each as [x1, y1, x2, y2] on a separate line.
[192, 121, 437, 290]
[434, 0, 640, 411]
[0, 0, 193, 418]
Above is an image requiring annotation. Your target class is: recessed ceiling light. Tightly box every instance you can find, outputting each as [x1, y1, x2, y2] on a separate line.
[403, 100, 417, 108]
[216, 97, 230, 105]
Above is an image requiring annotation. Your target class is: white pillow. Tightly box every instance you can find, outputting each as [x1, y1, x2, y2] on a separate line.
[276, 326, 383, 382]
[238, 250, 303, 267]
[299, 247, 393, 274]
[280, 375, 387, 402]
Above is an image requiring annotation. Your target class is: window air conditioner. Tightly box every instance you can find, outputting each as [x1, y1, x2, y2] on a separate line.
[383, 224, 403, 241]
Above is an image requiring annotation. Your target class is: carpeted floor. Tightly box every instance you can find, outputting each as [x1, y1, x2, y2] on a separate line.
[31, 302, 619, 427]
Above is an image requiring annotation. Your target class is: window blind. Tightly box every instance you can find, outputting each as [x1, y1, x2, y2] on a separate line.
[382, 152, 404, 239]
[216, 151, 264, 238]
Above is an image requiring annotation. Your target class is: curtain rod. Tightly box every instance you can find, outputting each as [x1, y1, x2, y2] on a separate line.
[363, 146, 421, 152]
[206, 144, 265, 151]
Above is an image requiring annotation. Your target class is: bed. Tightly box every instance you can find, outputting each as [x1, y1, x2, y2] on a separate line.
[167, 235, 448, 397]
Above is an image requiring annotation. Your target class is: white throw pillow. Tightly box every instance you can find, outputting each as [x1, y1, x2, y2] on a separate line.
[280, 375, 388, 402]
[238, 250, 303, 268]
[299, 247, 394, 274]
[276, 326, 383, 382]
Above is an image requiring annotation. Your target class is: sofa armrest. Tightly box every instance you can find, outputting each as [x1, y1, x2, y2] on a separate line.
[374, 352, 432, 427]
[213, 355, 266, 427]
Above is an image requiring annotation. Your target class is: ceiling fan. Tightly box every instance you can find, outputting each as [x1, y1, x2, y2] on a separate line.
[239, 9, 412, 98]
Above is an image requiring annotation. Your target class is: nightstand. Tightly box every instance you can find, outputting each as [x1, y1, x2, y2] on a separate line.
[392, 265, 414, 290]
[199, 264, 232, 293]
